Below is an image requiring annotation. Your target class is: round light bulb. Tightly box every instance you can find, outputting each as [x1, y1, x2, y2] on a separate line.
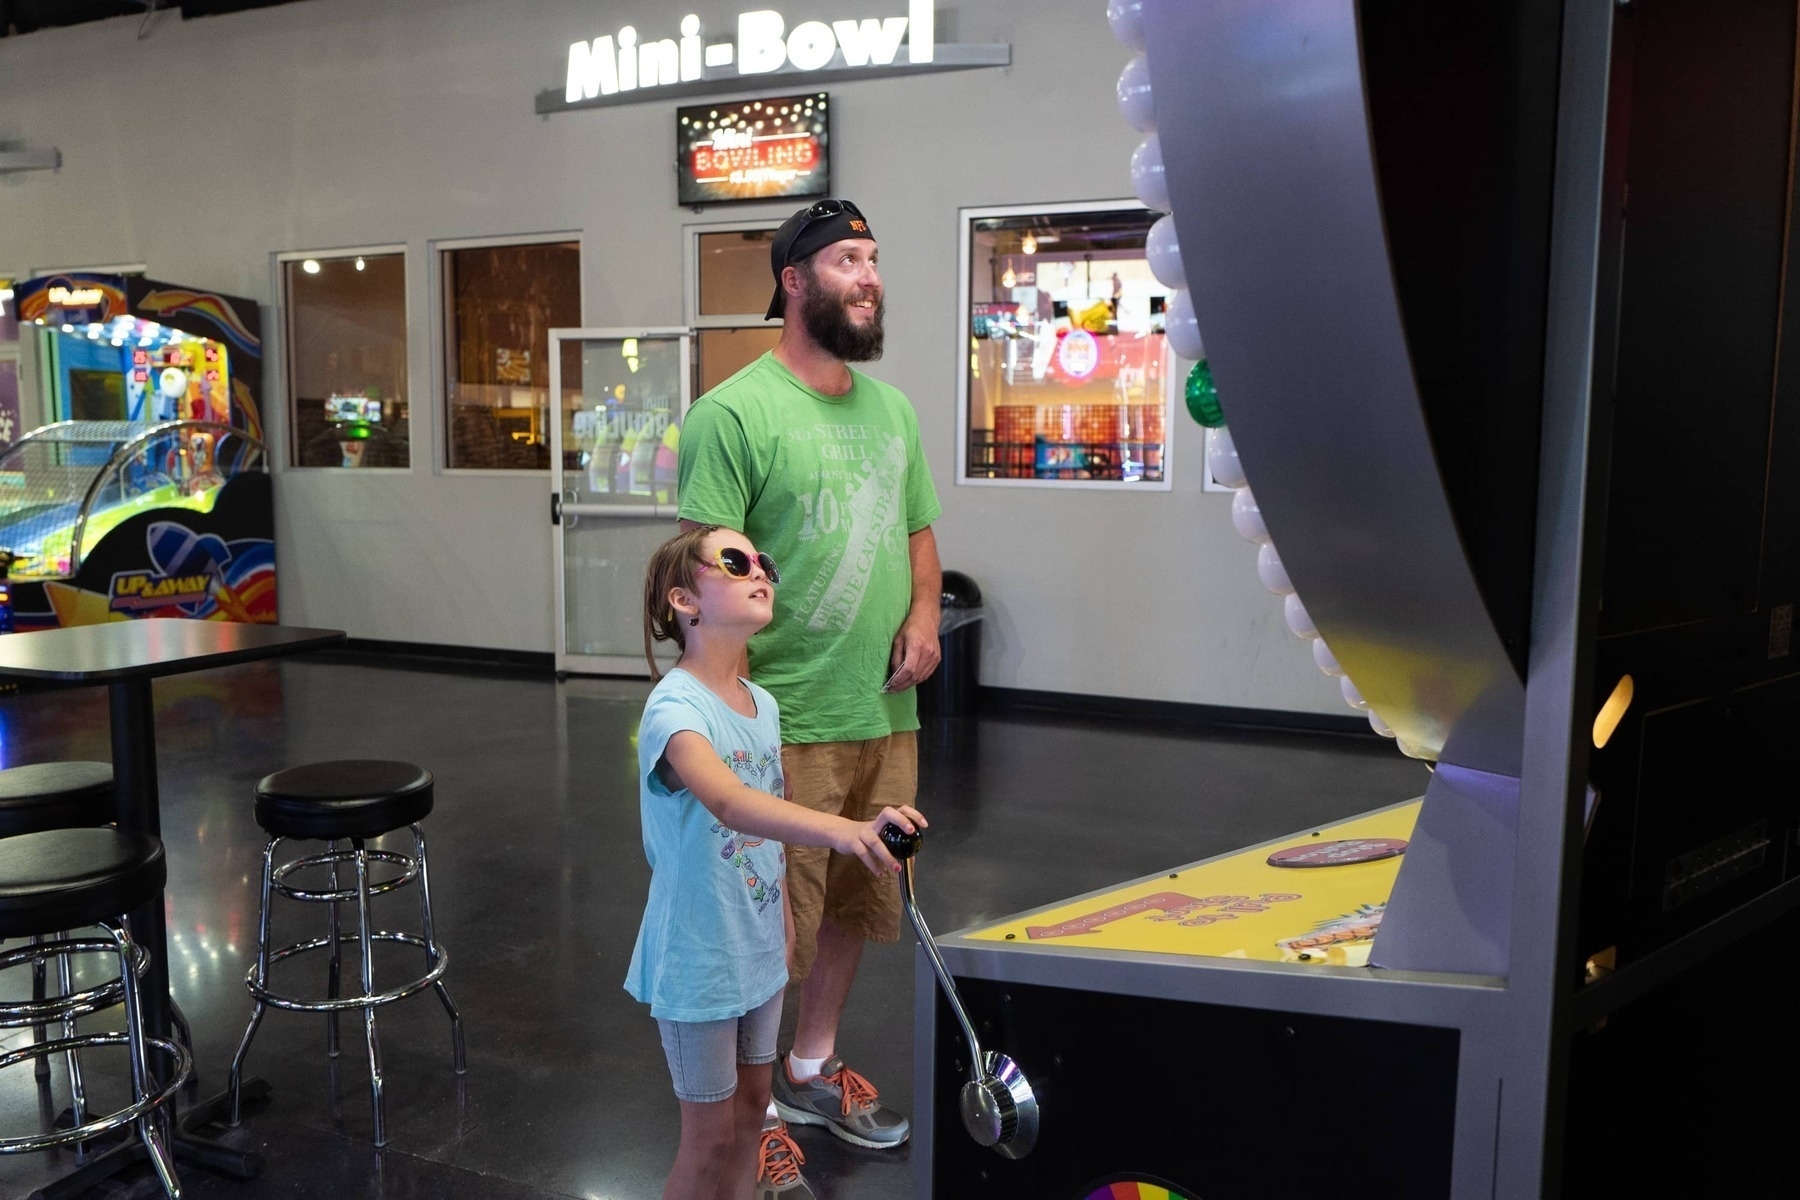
[1256, 543, 1293, 595]
[1106, 0, 1146, 50]
[1131, 134, 1170, 211]
[1117, 54, 1156, 133]
[1146, 214, 1185, 290]
[1284, 592, 1318, 640]
[1229, 487, 1269, 544]
[1207, 425, 1247, 489]
[1312, 637, 1344, 676]
[1165, 288, 1204, 360]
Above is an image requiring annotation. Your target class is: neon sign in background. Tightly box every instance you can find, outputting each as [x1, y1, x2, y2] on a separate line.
[678, 92, 828, 205]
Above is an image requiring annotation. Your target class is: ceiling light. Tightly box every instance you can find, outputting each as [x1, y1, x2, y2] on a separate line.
[1021, 233, 1038, 256]
[355, 257, 365, 271]
[302, 259, 320, 274]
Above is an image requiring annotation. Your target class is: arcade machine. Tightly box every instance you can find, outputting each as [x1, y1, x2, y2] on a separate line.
[309, 392, 401, 468]
[908, 2, 1800, 1196]
[0, 274, 276, 628]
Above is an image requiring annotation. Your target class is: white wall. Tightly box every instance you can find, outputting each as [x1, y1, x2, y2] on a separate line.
[0, 0, 1344, 716]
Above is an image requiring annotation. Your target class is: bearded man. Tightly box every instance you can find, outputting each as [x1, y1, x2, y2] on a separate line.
[677, 199, 942, 1198]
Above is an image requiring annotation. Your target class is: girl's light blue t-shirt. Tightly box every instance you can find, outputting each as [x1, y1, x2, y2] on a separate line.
[625, 667, 788, 1022]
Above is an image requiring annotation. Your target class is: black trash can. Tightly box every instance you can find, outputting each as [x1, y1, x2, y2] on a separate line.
[918, 570, 983, 718]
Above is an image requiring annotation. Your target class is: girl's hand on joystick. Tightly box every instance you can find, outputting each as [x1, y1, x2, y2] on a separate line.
[839, 805, 927, 875]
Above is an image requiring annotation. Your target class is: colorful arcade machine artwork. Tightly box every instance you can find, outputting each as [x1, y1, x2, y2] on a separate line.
[1079, 1177, 1199, 1200]
[0, 274, 275, 630]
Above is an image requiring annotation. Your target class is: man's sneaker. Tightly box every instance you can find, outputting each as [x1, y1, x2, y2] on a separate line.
[771, 1053, 911, 1149]
[757, 1117, 816, 1199]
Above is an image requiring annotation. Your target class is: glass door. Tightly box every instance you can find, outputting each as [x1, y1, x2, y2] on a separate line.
[548, 327, 691, 675]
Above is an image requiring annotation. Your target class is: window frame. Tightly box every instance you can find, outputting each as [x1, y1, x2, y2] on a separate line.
[684, 217, 785, 401]
[0, 272, 19, 448]
[431, 231, 584, 476]
[684, 217, 783, 328]
[274, 243, 414, 474]
[955, 199, 1177, 492]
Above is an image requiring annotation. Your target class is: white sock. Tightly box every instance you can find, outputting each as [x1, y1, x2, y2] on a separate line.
[787, 1052, 830, 1081]
[765, 1100, 778, 1121]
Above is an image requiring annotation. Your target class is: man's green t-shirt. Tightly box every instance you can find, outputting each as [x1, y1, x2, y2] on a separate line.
[677, 352, 942, 745]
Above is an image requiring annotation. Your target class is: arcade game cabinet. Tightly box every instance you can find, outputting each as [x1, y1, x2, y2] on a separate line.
[915, 2, 1800, 1196]
[0, 274, 276, 628]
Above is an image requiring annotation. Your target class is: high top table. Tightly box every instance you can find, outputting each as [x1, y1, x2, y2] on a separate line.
[0, 618, 347, 1195]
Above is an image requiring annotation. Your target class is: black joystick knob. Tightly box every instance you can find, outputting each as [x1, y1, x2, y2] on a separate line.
[880, 822, 922, 860]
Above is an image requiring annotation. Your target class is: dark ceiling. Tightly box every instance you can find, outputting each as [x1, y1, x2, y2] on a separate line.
[1, 0, 312, 38]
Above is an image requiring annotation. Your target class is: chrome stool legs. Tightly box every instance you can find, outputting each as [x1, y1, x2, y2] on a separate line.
[0, 922, 192, 1197]
[229, 824, 464, 1146]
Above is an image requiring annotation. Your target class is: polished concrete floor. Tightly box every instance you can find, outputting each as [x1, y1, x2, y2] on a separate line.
[0, 657, 1427, 1199]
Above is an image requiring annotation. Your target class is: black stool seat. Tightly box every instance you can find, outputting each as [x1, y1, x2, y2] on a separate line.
[0, 828, 166, 939]
[254, 760, 433, 841]
[0, 762, 114, 838]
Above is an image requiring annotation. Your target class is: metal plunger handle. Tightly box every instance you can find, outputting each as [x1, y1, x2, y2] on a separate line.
[881, 825, 987, 1084]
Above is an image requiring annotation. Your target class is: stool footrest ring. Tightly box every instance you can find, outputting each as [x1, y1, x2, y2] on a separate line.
[245, 931, 450, 1013]
[271, 847, 418, 903]
[0, 938, 151, 1027]
[0, 1033, 191, 1155]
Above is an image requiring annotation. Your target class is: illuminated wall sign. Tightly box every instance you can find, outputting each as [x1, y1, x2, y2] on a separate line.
[47, 286, 105, 307]
[538, 4, 1010, 114]
[679, 92, 830, 205]
[14, 274, 129, 326]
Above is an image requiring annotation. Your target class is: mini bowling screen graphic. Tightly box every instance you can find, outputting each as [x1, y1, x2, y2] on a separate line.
[677, 92, 829, 205]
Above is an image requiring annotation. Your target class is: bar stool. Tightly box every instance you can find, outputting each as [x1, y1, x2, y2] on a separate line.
[0, 827, 192, 1198]
[228, 760, 465, 1147]
[0, 762, 194, 1088]
[1, 761, 115, 1084]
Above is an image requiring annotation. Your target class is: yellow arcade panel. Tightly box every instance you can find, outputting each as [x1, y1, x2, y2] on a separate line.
[966, 801, 1421, 966]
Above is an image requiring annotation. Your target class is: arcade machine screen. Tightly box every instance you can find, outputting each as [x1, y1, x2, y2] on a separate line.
[320, 394, 386, 467]
[68, 369, 127, 421]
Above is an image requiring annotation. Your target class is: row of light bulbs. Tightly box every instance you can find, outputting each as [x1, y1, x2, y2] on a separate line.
[1105, 0, 1411, 753]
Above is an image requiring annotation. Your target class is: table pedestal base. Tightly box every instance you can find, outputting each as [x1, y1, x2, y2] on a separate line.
[29, 1081, 270, 1200]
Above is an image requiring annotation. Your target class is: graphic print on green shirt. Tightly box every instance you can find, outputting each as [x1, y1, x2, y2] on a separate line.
[678, 352, 942, 745]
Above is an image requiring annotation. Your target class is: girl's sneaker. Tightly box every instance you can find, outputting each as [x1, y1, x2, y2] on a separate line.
[757, 1118, 816, 1199]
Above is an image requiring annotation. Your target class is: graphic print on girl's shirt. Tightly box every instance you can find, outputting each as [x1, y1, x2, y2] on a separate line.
[712, 739, 786, 914]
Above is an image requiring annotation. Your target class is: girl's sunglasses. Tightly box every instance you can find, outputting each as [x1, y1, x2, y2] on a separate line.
[699, 547, 780, 585]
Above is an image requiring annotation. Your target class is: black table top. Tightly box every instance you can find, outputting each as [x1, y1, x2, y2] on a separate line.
[0, 619, 347, 682]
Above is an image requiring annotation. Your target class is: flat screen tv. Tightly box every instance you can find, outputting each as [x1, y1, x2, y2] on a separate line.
[677, 92, 829, 207]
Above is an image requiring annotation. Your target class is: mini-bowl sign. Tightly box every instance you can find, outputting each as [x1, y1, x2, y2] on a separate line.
[679, 93, 828, 205]
[540, 4, 1010, 114]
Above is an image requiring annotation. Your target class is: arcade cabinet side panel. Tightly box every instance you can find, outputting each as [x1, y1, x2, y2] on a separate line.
[1567, 0, 1800, 1190]
[929, 978, 1457, 1199]
[1581, 0, 1800, 964]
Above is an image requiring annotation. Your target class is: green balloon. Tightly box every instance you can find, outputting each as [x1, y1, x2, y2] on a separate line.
[1185, 359, 1225, 427]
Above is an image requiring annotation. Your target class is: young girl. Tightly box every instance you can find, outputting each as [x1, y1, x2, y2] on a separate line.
[627, 524, 926, 1200]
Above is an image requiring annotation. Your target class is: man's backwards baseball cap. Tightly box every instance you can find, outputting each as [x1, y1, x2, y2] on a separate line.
[766, 199, 876, 319]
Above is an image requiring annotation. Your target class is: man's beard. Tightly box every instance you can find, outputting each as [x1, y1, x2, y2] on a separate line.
[798, 273, 886, 362]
